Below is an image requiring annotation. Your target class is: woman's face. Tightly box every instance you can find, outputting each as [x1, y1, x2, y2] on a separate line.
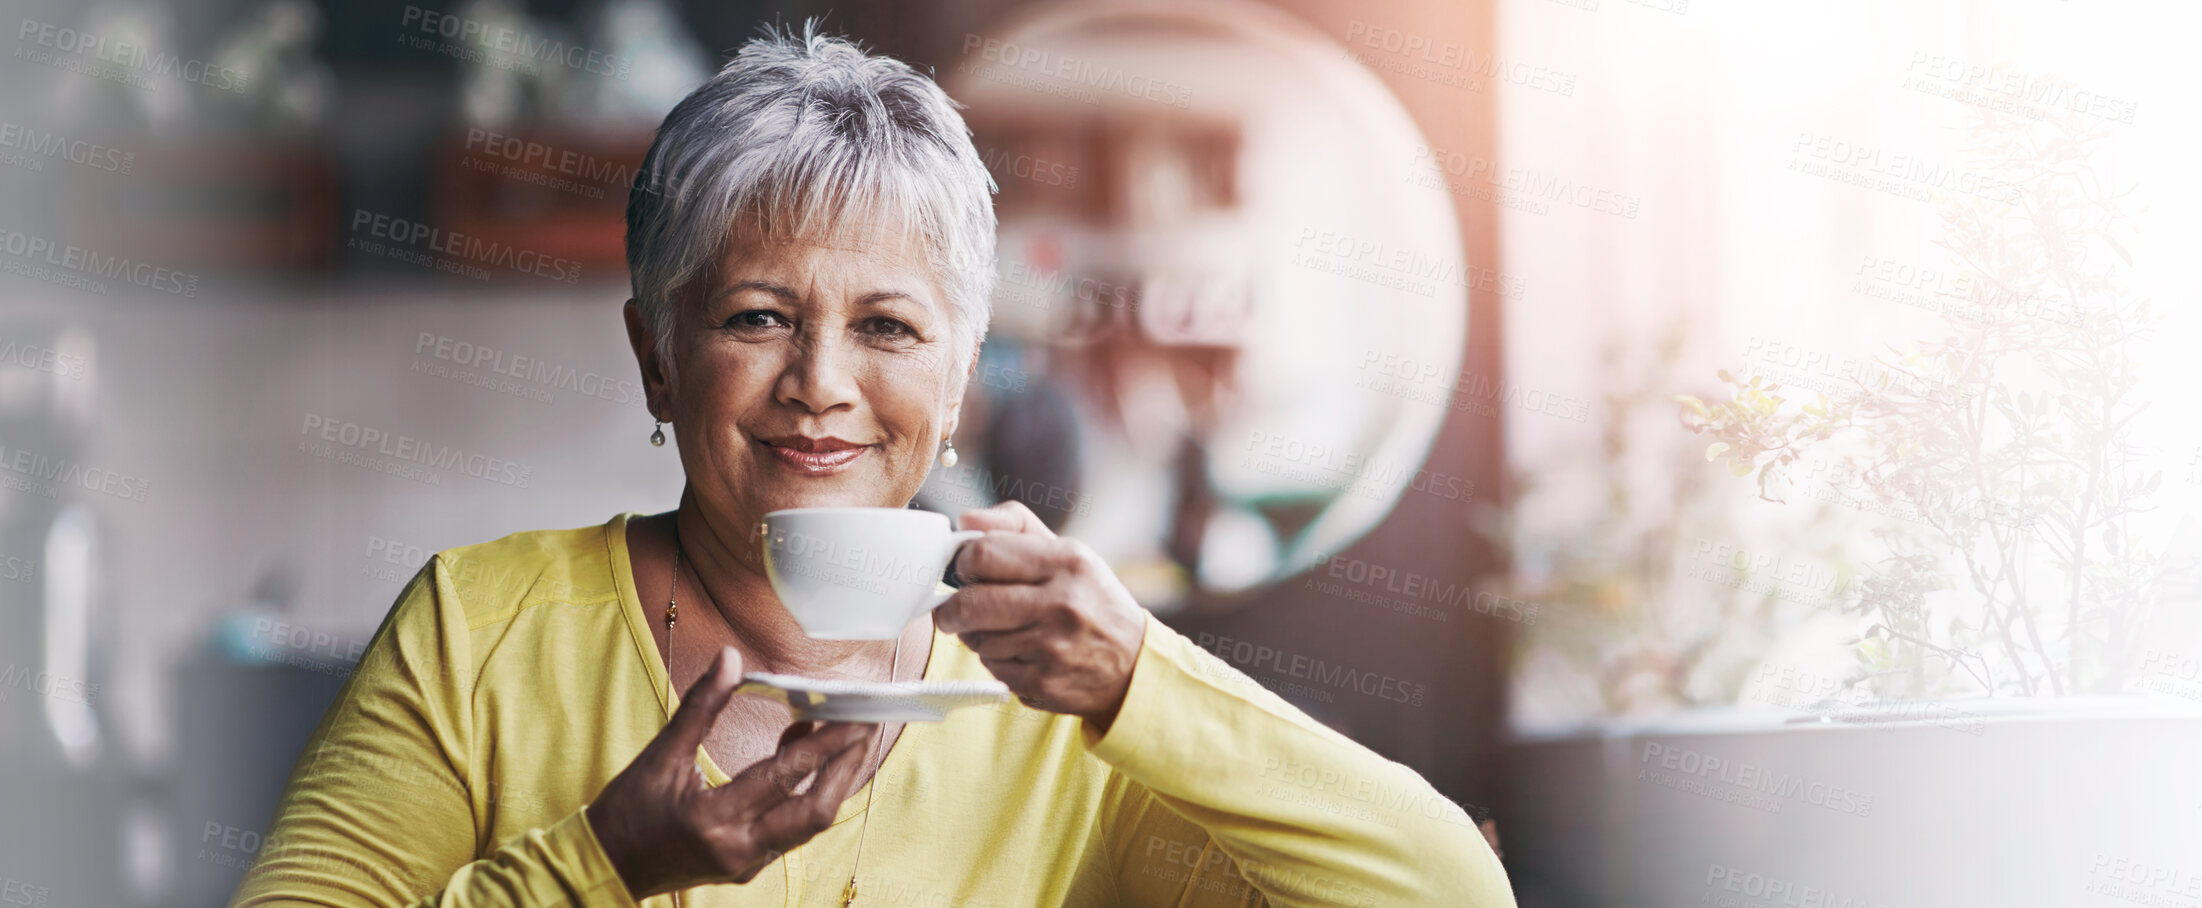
[638, 217, 969, 540]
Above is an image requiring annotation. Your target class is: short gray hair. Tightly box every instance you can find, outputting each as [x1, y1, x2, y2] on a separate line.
[625, 24, 997, 372]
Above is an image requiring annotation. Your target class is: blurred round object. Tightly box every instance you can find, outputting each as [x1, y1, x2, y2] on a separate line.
[946, 0, 1467, 609]
[55, 0, 191, 133]
[122, 799, 170, 903]
[550, 0, 714, 131]
[455, 0, 537, 129]
[209, 0, 335, 136]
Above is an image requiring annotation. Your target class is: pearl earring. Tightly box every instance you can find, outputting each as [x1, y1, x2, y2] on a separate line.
[939, 437, 958, 467]
[650, 420, 666, 447]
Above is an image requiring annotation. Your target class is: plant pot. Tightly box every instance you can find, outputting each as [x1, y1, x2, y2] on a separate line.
[1499, 697, 2202, 908]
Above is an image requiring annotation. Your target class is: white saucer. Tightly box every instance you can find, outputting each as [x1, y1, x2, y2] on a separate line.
[735, 672, 1012, 722]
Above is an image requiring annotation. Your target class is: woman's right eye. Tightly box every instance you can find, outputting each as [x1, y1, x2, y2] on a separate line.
[725, 310, 786, 330]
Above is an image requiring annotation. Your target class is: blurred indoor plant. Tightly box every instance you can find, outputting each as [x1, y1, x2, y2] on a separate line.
[1490, 326, 1861, 726]
[1678, 101, 2176, 701]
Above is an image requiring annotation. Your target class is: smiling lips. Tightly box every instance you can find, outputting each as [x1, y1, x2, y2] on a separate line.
[761, 435, 869, 475]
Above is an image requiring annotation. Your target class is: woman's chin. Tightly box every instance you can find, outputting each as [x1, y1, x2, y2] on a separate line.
[746, 476, 905, 512]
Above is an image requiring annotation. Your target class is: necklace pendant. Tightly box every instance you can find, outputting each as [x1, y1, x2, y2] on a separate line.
[840, 879, 857, 906]
[665, 600, 677, 628]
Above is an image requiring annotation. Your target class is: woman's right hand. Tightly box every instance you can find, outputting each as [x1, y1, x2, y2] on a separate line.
[585, 647, 880, 899]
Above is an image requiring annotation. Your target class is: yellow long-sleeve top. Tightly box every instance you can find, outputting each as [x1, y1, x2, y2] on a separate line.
[229, 513, 1513, 907]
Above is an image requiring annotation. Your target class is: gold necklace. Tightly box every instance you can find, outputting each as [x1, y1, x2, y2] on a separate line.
[668, 526, 892, 907]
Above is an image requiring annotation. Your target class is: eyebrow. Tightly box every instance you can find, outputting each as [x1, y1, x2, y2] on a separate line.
[715, 281, 920, 308]
[717, 280, 798, 302]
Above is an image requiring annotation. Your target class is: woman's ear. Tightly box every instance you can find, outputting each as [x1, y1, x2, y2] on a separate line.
[623, 298, 673, 417]
[942, 347, 982, 437]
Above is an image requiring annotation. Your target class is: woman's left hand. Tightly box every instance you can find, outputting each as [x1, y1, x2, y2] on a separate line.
[935, 500, 1149, 732]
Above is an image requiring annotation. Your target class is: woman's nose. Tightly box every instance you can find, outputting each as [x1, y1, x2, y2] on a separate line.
[775, 333, 862, 414]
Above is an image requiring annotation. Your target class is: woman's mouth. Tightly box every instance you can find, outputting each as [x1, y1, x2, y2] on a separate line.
[761, 436, 869, 476]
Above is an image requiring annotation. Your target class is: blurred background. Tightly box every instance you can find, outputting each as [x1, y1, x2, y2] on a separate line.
[1, 0, 2199, 905]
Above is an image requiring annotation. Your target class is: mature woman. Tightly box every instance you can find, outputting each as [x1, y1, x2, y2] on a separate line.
[232, 29, 1510, 908]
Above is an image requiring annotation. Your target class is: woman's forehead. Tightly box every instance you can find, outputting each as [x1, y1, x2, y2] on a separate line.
[708, 219, 946, 301]
[722, 205, 937, 265]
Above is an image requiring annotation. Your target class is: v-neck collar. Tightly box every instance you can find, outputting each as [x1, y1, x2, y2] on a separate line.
[603, 511, 938, 823]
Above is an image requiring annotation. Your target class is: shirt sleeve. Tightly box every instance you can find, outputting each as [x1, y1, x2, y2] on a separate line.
[1085, 617, 1515, 908]
[227, 558, 641, 908]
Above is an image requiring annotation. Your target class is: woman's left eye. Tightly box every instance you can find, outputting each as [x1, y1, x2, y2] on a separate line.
[863, 317, 914, 339]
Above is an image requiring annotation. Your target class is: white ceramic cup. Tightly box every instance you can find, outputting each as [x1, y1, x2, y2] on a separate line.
[760, 507, 984, 640]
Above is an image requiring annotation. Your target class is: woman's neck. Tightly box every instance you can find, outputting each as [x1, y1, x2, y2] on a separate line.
[669, 491, 894, 677]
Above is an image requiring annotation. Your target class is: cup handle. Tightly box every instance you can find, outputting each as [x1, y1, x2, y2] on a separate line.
[923, 530, 987, 611]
